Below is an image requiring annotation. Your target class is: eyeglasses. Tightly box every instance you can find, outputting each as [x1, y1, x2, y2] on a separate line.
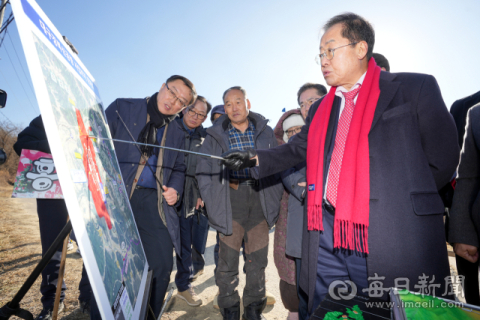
[186, 107, 207, 120]
[286, 127, 302, 137]
[315, 42, 358, 65]
[300, 97, 320, 109]
[165, 82, 188, 108]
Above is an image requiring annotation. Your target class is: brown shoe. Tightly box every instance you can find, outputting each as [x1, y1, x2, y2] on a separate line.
[177, 287, 202, 307]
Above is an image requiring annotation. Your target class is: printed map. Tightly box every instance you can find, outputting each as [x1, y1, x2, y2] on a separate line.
[32, 32, 146, 307]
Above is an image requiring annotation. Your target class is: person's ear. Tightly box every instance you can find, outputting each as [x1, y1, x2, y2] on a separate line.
[357, 41, 368, 60]
[246, 99, 251, 110]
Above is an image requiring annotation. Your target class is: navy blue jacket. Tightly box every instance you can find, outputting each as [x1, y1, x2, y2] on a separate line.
[105, 98, 186, 254]
[253, 72, 459, 310]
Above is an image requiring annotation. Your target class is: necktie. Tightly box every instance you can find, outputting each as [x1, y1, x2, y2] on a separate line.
[326, 85, 362, 207]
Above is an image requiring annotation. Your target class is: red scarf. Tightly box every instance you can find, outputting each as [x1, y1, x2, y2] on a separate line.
[306, 58, 381, 253]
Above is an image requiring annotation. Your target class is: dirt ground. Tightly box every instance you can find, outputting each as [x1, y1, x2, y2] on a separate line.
[0, 180, 463, 320]
[0, 181, 287, 320]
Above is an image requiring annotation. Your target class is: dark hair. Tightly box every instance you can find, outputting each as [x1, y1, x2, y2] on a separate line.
[372, 53, 390, 72]
[192, 95, 212, 114]
[166, 75, 197, 105]
[323, 13, 375, 60]
[297, 83, 327, 105]
[222, 86, 247, 102]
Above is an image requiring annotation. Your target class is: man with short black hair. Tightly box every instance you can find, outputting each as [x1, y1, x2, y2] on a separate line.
[102, 75, 196, 319]
[174, 95, 211, 307]
[372, 53, 390, 72]
[197, 86, 283, 320]
[221, 13, 459, 316]
[297, 83, 327, 120]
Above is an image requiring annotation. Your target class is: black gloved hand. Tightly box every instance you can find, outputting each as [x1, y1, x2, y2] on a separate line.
[221, 149, 257, 171]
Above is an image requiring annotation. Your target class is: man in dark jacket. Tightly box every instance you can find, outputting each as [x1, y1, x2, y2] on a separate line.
[449, 101, 480, 306]
[13, 116, 92, 320]
[196, 86, 283, 320]
[174, 95, 211, 306]
[102, 75, 195, 319]
[221, 13, 459, 317]
[280, 83, 326, 320]
[449, 91, 480, 307]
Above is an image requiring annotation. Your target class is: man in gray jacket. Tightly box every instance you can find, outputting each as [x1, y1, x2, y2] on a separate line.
[196, 86, 283, 320]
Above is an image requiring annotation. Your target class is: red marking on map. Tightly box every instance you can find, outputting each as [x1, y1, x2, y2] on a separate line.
[75, 108, 112, 229]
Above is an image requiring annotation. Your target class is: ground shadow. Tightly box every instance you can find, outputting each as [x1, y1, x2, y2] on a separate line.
[0, 242, 38, 253]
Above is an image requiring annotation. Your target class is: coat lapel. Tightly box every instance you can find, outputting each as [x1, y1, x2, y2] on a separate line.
[370, 72, 400, 131]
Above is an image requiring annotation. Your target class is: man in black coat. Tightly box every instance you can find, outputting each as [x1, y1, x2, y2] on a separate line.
[448, 91, 480, 306]
[222, 13, 459, 316]
[449, 102, 480, 305]
[174, 95, 211, 306]
[13, 116, 92, 320]
[450, 91, 480, 146]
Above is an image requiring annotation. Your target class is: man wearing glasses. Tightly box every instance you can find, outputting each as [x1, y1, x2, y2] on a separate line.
[221, 13, 459, 316]
[297, 83, 327, 120]
[174, 96, 211, 307]
[196, 86, 283, 320]
[100, 75, 196, 319]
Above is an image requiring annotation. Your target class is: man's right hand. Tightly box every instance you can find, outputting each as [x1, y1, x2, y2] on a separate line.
[454, 243, 479, 263]
[221, 149, 257, 171]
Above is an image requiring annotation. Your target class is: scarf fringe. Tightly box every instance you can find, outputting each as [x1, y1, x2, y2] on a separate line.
[307, 204, 324, 231]
[333, 219, 369, 254]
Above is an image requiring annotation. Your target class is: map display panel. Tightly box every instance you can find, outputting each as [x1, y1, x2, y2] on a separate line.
[11, 1, 149, 319]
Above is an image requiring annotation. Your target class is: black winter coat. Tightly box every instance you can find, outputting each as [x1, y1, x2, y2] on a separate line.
[252, 72, 459, 311]
[14, 116, 50, 155]
[176, 118, 206, 218]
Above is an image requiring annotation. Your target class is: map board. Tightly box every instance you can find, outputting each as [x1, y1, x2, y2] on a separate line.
[11, 1, 149, 319]
[12, 149, 64, 199]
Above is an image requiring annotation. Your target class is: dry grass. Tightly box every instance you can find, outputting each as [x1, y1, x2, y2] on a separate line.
[0, 181, 89, 320]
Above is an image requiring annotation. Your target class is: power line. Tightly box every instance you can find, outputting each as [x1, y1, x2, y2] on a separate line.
[1, 40, 38, 114]
[0, 109, 14, 125]
[0, 67, 37, 120]
[6, 29, 35, 94]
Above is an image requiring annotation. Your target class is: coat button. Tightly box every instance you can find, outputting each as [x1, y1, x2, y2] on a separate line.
[132, 164, 134, 166]
[134, 179, 137, 182]
[134, 123, 136, 126]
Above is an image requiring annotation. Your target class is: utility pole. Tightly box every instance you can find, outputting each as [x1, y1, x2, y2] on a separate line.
[0, 0, 7, 29]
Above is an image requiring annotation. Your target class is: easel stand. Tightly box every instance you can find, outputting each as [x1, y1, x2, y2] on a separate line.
[0, 218, 155, 320]
[0, 220, 72, 320]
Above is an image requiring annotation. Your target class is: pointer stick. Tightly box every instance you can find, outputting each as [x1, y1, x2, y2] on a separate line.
[90, 136, 225, 161]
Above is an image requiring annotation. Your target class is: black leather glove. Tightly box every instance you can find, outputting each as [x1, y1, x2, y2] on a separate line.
[221, 149, 257, 171]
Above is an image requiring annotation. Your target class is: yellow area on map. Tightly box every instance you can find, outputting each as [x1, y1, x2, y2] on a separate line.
[68, 97, 76, 106]
[116, 260, 120, 269]
[98, 229, 103, 237]
[74, 152, 82, 159]
[104, 186, 109, 194]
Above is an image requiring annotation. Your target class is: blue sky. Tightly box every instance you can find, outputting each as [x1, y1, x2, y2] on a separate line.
[1, 0, 480, 129]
